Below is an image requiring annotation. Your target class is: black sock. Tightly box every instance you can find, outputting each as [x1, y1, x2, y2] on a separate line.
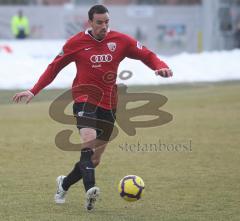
[79, 148, 95, 192]
[62, 162, 82, 191]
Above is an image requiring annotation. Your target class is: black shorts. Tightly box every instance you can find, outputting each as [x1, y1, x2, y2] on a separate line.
[73, 102, 116, 141]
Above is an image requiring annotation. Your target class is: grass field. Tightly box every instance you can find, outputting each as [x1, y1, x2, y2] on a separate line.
[0, 81, 240, 221]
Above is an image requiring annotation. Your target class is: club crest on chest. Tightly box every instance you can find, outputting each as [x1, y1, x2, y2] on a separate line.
[107, 42, 116, 52]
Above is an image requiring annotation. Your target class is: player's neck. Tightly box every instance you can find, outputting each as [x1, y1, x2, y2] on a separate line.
[89, 30, 104, 41]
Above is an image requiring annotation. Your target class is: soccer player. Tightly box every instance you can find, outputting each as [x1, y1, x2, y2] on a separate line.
[12, 5, 173, 211]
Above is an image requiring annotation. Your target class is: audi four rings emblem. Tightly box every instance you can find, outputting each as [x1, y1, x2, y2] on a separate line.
[90, 54, 113, 63]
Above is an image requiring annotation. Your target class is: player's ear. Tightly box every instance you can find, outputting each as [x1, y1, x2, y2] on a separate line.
[88, 19, 93, 27]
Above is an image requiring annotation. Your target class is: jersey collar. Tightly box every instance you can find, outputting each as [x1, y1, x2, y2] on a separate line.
[85, 28, 110, 42]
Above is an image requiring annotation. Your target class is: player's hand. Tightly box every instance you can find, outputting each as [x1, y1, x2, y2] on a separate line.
[12, 90, 34, 104]
[155, 68, 173, 78]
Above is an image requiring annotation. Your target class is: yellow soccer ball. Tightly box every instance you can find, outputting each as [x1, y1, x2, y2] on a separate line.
[118, 175, 145, 202]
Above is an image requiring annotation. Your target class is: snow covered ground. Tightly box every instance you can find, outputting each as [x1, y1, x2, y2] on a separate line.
[0, 40, 240, 90]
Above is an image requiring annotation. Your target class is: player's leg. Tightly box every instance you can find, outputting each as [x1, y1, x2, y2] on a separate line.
[85, 141, 107, 208]
[55, 128, 98, 205]
[83, 144, 109, 211]
[55, 127, 97, 204]
[77, 104, 115, 193]
[79, 127, 102, 211]
[72, 102, 101, 210]
[91, 141, 108, 167]
[83, 106, 116, 210]
[55, 103, 97, 204]
[55, 103, 115, 209]
[60, 126, 97, 190]
[90, 106, 116, 167]
[79, 128, 97, 192]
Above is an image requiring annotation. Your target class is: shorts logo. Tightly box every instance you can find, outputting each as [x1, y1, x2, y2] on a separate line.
[78, 111, 84, 117]
[90, 54, 113, 63]
[107, 42, 116, 52]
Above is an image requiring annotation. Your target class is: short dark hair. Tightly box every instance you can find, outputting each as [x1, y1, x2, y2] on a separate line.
[88, 5, 109, 21]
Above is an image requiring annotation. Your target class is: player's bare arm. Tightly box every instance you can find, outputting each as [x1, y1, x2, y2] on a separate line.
[12, 90, 34, 104]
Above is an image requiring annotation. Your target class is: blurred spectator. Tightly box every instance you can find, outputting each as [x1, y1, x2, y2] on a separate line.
[11, 10, 30, 39]
[234, 21, 240, 48]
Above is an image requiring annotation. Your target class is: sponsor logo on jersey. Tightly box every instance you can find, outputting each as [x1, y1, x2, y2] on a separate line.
[92, 64, 102, 68]
[137, 41, 143, 50]
[90, 54, 113, 63]
[107, 42, 116, 52]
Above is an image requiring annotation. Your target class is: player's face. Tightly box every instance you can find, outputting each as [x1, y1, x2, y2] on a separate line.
[89, 13, 110, 40]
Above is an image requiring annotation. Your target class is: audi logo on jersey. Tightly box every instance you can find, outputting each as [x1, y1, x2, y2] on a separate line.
[90, 54, 113, 63]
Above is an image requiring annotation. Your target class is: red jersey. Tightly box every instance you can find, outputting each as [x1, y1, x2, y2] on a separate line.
[30, 29, 169, 110]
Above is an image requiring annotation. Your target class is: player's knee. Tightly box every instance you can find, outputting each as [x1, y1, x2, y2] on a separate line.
[80, 128, 96, 143]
